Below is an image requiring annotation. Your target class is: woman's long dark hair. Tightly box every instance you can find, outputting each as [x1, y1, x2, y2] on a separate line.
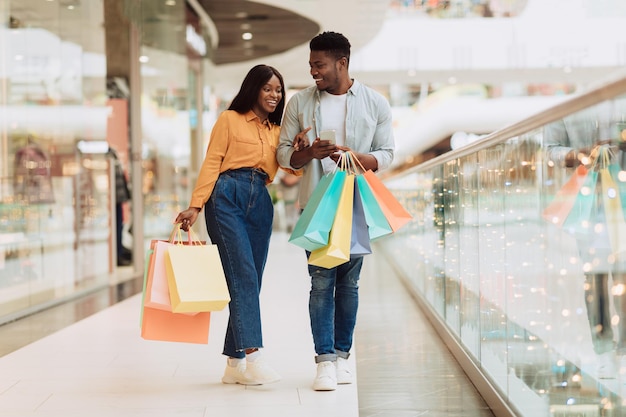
[228, 64, 285, 126]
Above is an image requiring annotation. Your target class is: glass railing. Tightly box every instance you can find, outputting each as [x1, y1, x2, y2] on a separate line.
[376, 71, 626, 416]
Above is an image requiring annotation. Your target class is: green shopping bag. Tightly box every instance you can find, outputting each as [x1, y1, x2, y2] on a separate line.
[308, 172, 354, 268]
[561, 168, 598, 235]
[289, 170, 347, 251]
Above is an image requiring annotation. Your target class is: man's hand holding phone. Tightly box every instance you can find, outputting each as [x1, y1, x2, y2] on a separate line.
[319, 130, 336, 144]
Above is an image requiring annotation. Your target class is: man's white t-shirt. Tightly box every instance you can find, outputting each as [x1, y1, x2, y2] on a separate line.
[320, 91, 347, 173]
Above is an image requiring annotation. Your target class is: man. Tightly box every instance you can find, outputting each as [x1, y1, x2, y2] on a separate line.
[277, 31, 395, 391]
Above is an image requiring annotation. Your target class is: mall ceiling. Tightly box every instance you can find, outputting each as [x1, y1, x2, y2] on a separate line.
[8, 0, 320, 65]
[197, 0, 320, 65]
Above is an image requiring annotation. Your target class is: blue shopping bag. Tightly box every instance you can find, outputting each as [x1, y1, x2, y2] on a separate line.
[350, 178, 373, 257]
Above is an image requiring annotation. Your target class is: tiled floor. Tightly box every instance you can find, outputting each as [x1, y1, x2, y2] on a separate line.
[0, 231, 494, 417]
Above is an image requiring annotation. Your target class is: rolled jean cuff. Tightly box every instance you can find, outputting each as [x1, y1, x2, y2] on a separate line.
[315, 353, 337, 363]
[336, 350, 350, 360]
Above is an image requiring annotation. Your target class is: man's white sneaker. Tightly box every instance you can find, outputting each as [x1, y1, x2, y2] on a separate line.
[245, 356, 281, 384]
[313, 361, 337, 391]
[336, 357, 354, 384]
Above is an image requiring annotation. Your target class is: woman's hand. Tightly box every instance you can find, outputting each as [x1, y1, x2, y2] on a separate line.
[174, 207, 201, 231]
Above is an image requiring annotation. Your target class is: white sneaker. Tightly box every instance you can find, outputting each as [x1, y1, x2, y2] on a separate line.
[222, 360, 260, 385]
[336, 357, 354, 384]
[313, 361, 337, 391]
[245, 356, 281, 384]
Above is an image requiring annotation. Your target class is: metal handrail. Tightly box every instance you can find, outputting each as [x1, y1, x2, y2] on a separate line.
[388, 68, 626, 178]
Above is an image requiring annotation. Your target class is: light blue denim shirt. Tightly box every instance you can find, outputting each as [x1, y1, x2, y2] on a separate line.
[277, 79, 395, 208]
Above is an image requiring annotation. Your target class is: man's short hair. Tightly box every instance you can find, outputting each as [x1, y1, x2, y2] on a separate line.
[309, 31, 351, 62]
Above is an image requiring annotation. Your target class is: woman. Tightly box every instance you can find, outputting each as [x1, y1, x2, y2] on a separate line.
[175, 64, 303, 385]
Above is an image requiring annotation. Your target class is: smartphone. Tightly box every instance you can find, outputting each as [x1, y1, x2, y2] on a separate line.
[319, 130, 336, 144]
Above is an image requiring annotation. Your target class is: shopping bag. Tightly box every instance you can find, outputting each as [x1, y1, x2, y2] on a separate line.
[139, 248, 154, 327]
[355, 175, 393, 241]
[140, 246, 211, 344]
[361, 170, 413, 232]
[601, 162, 626, 255]
[289, 170, 347, 251]
[144, 228, 205, 313]
[542, 164, 589, 226]
[350, 179, 373, 257]
[165, 242, 230, 313]
[347, 151, 412, 233]
[561, 168, 598, 235]
[144, 240, 177, 312]
[308, 172, 354, 268]
[141, 306, 211, 344]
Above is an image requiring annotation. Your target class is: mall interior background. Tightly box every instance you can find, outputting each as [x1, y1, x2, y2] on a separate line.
[2, 0, 626, 416]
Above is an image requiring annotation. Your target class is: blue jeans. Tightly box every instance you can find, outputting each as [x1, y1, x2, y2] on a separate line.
[205, 168, 273, 359]
[307, 255, 363, 363]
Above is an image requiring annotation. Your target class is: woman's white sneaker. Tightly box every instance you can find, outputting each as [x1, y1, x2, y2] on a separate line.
[222, 360, 260, 385]
[245, 355, 281, 384]
[313, 361, 337, 391]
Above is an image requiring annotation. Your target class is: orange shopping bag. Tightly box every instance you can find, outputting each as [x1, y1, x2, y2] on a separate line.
[359, 169, 412, 233]
[140, 307, 211, 344]
[140, 244, 211, 344]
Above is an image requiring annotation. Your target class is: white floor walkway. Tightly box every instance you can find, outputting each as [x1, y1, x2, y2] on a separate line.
[0, 233, 358, 417]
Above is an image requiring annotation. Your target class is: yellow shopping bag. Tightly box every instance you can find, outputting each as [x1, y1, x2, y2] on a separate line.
[165, 226, 230, 313]
[308, 172, 354, 268]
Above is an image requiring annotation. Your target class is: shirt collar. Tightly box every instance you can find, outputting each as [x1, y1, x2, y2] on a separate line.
[314, 79, 360, 99]
[245, 109, 259, 122]
[245, 109, 273, 128]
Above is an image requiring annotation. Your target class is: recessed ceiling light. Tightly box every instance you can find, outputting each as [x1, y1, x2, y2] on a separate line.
[165, 0, 176, 5]
[242, 32, 253, 40]
[139, 55, 149, 63]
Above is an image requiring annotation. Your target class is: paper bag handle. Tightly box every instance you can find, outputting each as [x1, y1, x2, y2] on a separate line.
[170, 223, 204, 245]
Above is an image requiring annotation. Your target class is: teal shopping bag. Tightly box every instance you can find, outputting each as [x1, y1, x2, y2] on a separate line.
[609, 163, 626, 215]
[355, 175, 393, 241]
[289, 170, 347, 251]
[562, 169, 598, 235]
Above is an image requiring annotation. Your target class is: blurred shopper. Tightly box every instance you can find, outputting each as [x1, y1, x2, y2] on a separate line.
[175, 64, 304, 385]
[276, 31, 395, 391]
[544, 100, 626, 379]
[108, 147, 132, 266]
[273, 170, 302, 232]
